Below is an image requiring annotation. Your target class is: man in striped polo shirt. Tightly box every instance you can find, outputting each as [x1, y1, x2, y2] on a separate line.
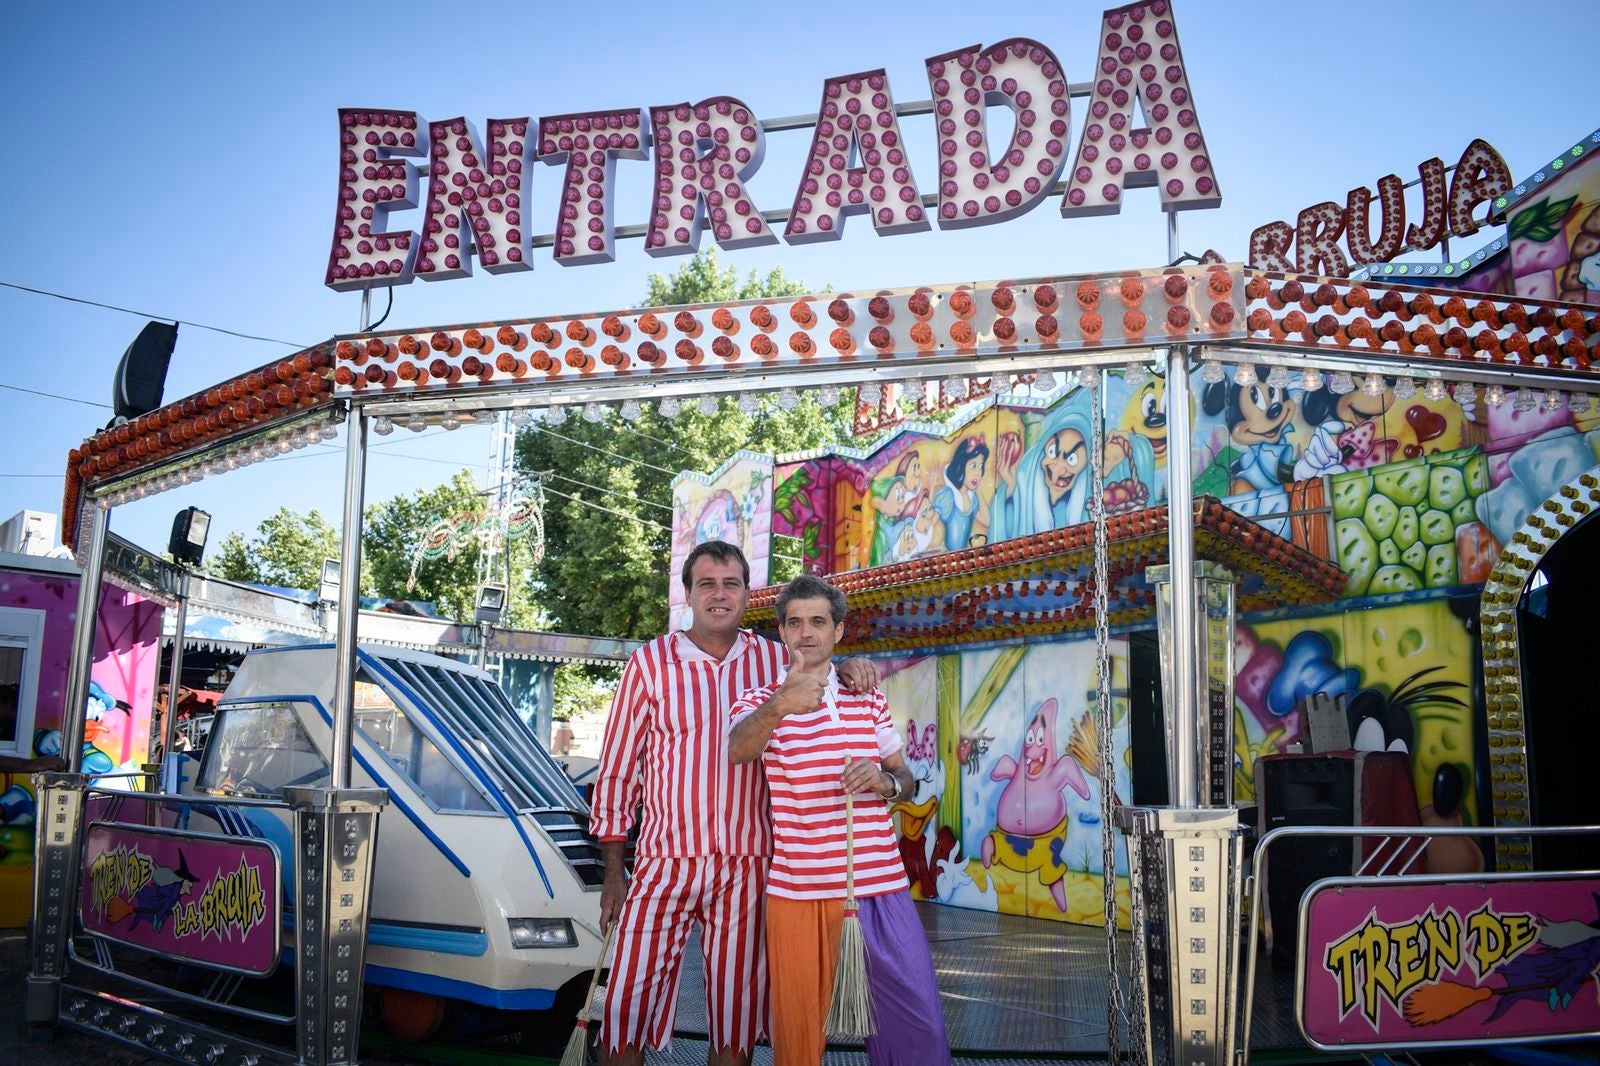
[729, 574, 950, 1066]
[592, 542, 876, 1066]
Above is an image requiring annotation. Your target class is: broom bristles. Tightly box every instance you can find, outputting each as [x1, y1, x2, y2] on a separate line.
[561, 923, 616, 1066]
[559, 1017, 592, 1066]
[1401, 980, 1494, 1026]
[827, 911, 876, 1037]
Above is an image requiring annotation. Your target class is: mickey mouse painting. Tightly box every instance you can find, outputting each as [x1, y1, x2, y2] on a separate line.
[1195, 378, 1297, 535]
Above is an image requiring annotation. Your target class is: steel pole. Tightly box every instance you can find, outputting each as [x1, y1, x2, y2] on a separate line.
[62, 505, 110, 774]
[331, 410, 367, 790]
[160, 570, 190, 758]
[1165, 344, 1200, 807]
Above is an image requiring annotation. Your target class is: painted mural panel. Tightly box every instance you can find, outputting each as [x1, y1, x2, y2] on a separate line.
[1508, 148, 1600, 305]
[772, 458, 834, 575]
[853, 408, 1004, 568]
[668, 451, 773, 629]
[1233, 596, 1480, 867]
[1330, 448, 1494, 597]
[0, 570, 161, 926]
[879, 637, 1131, 928]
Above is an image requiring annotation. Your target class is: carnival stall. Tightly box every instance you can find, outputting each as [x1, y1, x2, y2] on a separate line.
[28, 0, 1600, 1061]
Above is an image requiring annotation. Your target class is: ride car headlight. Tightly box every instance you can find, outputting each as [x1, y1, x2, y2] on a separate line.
[507, 917, 576, 948]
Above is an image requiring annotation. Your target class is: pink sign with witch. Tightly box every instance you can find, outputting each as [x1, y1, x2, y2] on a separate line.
[80, 822, 281, 976]
[1300, 874, 1600, 1050]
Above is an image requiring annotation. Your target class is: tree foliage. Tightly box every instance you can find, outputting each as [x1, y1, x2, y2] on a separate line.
[208, 507, 344, 591]
[516, 250, 848, 640]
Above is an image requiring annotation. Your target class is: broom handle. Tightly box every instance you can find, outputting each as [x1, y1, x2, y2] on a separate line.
[580, 922, 617, 1017]
[844, 757, 856, 908]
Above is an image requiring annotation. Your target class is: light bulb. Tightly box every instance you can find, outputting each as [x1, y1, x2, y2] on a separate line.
[373, 416, 394, 436]
[1233, 363, 1257, 387]
[1512, 388, 1536, 413]
[1329, 371, 1356, 395]
[777, 386, 799, 410]
[582, 402, 604, 423]
[319, 422, 340, 441]
[944, 376, 967, 396]
[1423, 379, 1447, 401]
[620, 399, 642, 421]
[1570, 392, 1592, 414]
[1299, 368, 1325, 392]
[737, 391, 759, 415]
[1362, 373, 1385, 398]
[442, 416, 460, 431]
[1541, 389, 1562, 413]
[698, 393, 718, 415]
[1124, 362, 1150, 388]
[658, 396, 681, 417]
[1484, 384, 1505, 408]
[510, 409, 533, 427]
[406, 414, 426, 432]
[546, 405, 568, 426]
[1080, 366, 1100, 389]
[1393, 378, 1417, 400]
[859, 382, 881, 405]
[1266, 366, 1291, 390]
[818, 384, 839, 407]
[1200, 361, 1225, 384]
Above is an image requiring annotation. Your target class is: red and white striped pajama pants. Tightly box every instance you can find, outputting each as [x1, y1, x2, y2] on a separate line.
[602, 855, 768, 1054]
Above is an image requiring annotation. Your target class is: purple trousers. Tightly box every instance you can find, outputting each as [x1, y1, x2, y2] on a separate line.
[857, 891, 952, 1065]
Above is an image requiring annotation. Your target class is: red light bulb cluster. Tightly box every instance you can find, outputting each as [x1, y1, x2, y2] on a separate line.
[1063, 1, 1218, 217]
[924, 38, 1070, 229]
[784, 70, 927, 244]
[416, 116, 532, 279]
[536, 108, 648, 267]
[646, 97, 774, 256]
[326, 109, 421, 290]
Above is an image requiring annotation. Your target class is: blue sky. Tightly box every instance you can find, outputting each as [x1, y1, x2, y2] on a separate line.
[3, 0, 1597, 559]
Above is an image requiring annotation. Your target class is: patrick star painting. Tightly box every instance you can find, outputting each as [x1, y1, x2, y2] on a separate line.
[980, 697, 1091, 912]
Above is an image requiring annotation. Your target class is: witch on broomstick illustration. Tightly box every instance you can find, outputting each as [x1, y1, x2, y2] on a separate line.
[1403, 894, 1600, 1025]
[104, 850, 198, 933]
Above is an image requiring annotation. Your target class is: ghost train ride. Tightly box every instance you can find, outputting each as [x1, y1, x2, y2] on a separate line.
[153, 641, 605, 1040]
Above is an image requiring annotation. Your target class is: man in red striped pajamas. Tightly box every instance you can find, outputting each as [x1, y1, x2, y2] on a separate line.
[591, 541, 875, 1066]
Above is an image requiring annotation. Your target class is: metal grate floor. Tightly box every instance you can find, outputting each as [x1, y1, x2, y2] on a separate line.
[646, 902, 1302, 1058]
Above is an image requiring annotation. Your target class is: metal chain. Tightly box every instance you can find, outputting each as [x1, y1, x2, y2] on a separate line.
[1089, 369, 1140, 1063]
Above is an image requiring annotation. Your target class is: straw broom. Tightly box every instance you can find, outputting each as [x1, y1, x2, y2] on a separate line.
[1401, 979, 1548, 1026]
[560, 922, 616, 1066]
[827, 757, 876, 1037]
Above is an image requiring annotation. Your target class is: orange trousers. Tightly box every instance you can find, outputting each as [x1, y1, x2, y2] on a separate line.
[764, 895, 844, 1066]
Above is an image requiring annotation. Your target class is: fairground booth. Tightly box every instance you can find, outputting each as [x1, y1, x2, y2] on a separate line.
[25, 2, 1600, 1063]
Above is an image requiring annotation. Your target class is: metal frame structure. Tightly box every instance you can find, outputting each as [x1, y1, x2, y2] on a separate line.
[35, 262, 1600, 1064]
[1244, 822, 1600, 1055]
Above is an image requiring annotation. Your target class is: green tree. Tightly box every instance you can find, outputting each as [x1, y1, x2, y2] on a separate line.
[515, 250, 849, 640]
[363, 470, 545, 628]
[207, 507, 342, 590]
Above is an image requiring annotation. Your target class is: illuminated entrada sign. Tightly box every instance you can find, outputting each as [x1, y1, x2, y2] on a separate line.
[325, 1, 1222, 291]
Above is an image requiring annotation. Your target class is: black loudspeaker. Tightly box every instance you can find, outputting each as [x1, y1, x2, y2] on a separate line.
[112, 320, 179, 420]
[1258, 755, 1356, 966]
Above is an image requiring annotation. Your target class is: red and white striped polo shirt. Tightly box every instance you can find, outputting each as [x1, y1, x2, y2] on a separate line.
[729, 671, 907, 901]
[591, 629, 787, 858]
